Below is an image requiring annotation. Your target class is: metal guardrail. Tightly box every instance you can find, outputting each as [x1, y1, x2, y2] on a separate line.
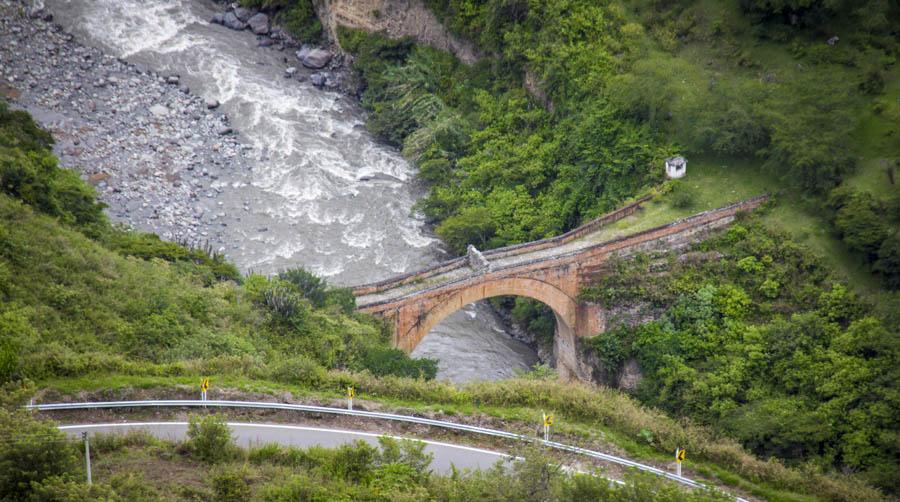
[29, 399, 748, 500]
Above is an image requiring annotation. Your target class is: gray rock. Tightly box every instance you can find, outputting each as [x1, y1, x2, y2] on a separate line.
[217, 126, 233, 136]
[233, 7, 254, 22]
[284, 66, 296, 78]
[166, 75, 180, 85]
[210, 13, 225, 25]
[247, 13, 269, 35]
[26, 6, 48, 20]
[295, 46, 311, 61]
[149, 104, 168, 116]
[301, 48, 331, 69]
[466, 244, 491, 273]
[205, 98, 220, 109]
[310, 72, 326, 87]
[222, 12, 247, 31]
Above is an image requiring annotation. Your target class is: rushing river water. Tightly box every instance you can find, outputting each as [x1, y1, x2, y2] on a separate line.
[43, 0, 538, 381]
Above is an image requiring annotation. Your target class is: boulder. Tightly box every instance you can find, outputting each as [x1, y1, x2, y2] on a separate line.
[233, 7, 254, 22]
[205, 98, 220, 109]
[210, 13, 225, 25]
[310, 72, 327, 87]
[301, 48, 332, 69]
[149, 104, 169, 117]
[166, 75, 180, 85]
[222, 12, 247, 31]
[247, 13, 269, 35]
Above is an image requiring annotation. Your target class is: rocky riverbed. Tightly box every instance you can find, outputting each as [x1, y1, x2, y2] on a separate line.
[0, 0, 352, 247]
[1, 0, 251, 245]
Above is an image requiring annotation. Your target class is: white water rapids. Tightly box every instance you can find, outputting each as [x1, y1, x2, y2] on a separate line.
[43, 0, 538, 381]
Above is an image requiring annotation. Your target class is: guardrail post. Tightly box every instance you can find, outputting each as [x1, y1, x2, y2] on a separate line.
[83, 432, 92, 485]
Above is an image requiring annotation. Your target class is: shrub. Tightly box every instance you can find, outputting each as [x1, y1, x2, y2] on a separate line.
[211, 466, 252, 502]
[669, 181, 696, 209]
[186, 414, 236, 463]
[278, 1, 322, 43]
[0, 411, 80, 499]
[27, 475, 118, 502]
[873, 233, 900, 289]
[354, 347, 437, 379]
[270, 355, 328, 387]
[107, 473, 160, 502]
[279, 268, 327, 307]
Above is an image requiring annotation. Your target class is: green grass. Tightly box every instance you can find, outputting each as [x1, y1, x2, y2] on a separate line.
[844, 74, 900, 199]
[579, 151, 891, 302]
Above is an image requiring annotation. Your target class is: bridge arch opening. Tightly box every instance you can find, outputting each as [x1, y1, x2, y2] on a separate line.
[403, 278, 582, 380]
[412, 278, 579, 344]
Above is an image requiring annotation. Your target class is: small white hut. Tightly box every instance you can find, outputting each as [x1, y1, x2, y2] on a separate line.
[665, 156, 687, 179]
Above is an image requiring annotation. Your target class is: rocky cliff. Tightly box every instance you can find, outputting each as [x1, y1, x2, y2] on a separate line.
[315, 0, 478, 64]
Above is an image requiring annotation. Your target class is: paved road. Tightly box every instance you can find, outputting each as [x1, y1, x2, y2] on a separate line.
[59, 422, 511, 473]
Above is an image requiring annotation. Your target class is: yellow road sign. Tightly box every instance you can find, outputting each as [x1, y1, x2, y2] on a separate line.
[200, 378, 209, 392]
[543, 413, 553, 427]
[347, 386, 356, 399]
[677, 448, 686, 462]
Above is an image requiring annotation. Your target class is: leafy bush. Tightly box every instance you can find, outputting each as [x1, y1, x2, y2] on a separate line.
[27, 475, 118, 502]
[270, 355, 328, 387]
[0, 411, 80, 499]
[239, 0, 321, 43]
[186, 414, 236, 463]
[827, 187, 899, 288]
[668, 181, 696, 209]
[354, 347, 437, 379]
[210, 466, 252, 502]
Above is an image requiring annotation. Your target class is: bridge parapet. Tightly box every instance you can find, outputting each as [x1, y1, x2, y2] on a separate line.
[356, 194, 769, 310]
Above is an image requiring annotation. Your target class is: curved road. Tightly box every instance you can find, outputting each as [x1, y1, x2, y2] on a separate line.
[59, 422, 511, 473]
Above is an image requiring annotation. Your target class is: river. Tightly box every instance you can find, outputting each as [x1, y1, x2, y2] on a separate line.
[39, 0, 538, 382]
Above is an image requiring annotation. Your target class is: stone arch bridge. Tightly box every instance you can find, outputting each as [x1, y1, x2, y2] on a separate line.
[352, 195, 768, 379]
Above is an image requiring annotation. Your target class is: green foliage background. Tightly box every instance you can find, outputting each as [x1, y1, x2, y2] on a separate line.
[582, 220, 900, 491]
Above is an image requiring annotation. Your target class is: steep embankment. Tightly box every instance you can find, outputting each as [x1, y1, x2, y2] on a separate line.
[315, 0, 478, 63]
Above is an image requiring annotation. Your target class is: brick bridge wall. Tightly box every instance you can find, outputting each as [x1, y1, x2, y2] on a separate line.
[356, 195, 768, 379]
